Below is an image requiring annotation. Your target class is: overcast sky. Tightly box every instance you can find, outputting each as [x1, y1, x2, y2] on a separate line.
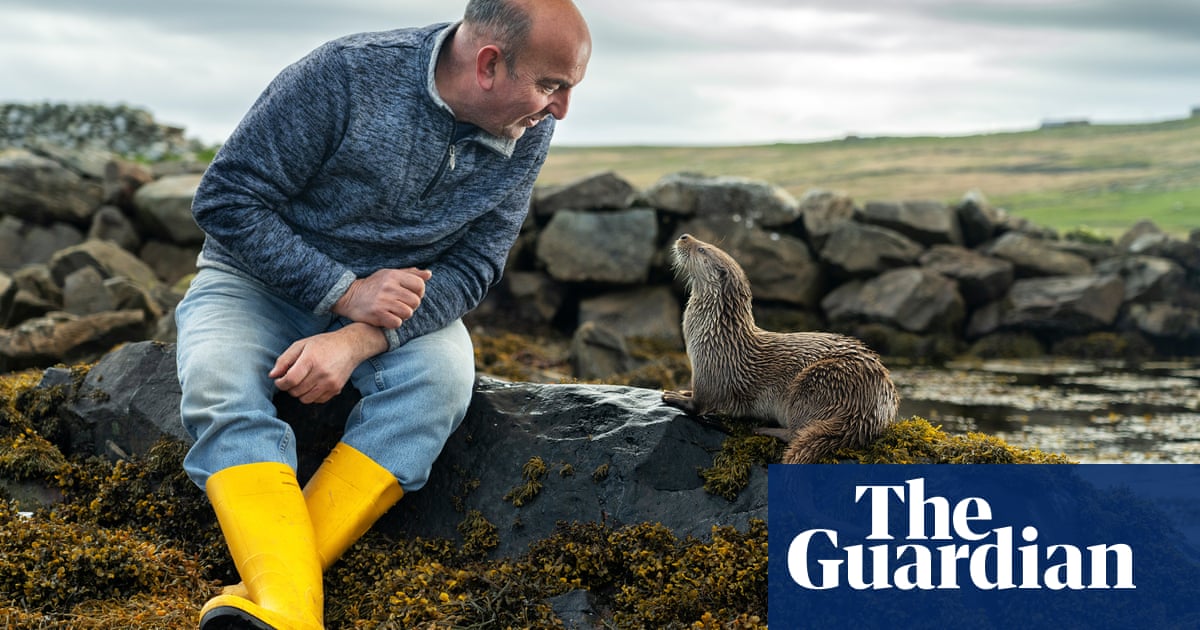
[3, 1, 1199, 146]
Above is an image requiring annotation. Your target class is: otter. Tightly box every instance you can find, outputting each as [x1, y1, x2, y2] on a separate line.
[662, 233, 898, 463]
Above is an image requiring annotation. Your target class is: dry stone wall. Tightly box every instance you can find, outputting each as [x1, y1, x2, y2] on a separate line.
[2, 106, 1199, 375]
[2, 103, 200, 161]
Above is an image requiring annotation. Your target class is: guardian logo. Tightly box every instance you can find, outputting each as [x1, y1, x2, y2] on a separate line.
[787, 478, 1135, 591]
[767, 465, 1200, 629]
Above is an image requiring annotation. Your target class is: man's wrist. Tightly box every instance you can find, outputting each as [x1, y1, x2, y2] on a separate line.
[340, 321, 388, 357]
[331, 279, 358, 318]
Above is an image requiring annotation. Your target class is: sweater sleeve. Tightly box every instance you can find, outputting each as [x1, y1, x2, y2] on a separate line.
[384, 156, 543, 350]
[191, 43, 357, 313]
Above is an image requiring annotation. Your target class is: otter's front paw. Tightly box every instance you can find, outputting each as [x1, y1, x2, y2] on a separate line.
[662, 389, 696, 413]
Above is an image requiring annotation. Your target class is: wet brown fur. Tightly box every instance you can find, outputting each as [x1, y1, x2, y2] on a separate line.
[662, 234, 899, 463]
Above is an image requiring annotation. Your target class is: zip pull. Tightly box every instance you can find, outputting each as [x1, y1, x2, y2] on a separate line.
[449, 145, 457, 171]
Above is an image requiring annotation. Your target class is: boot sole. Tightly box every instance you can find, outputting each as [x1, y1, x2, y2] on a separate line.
[200, 606, 276, 630]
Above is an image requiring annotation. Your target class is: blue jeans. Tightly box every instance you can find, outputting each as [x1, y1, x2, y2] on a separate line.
[175, 268, 474, 492]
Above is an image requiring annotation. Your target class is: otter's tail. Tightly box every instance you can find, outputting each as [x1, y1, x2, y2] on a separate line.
[781, 416, 878, 464]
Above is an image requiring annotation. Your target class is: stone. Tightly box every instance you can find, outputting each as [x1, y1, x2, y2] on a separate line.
[547, 590, 603, 630]
[106, 276, 166, 322]
[857, 199, 963, 246]
[11, 264, 62, 307]
[1095, 255, 1186, 304]
[642, 172, 799, 227]
[821, 267, 965, 334]
[504, 272, 564, 323]
[7, 265, 61, 327]
[1117, 219, 1164, 252]
[533, 171, 637, 218]
[673, 221, 824, 308]
[103, 158, 155, 210]
[0, 272, 14, 327]
[0, 310, 147, 372]
[1127, 303, 1200, 340]
[536, 208, 658, 284]
[5, 290, 56, 329]
[999, 274, 1126, 334]
[87, 205, 142, 253]
[965, 300, 1004, 339]
[62, 266, 116, 316]
[1117, 231, 1200, 277]
[59, 340, 191, 462]
[0, 216, 21, 271]
[955, 189, 1003, 247]
[1053, 239, 1117, 263]
[21, 223, 86, 268]
[0, 148, 104, 225]
[798, 188, 856, 251]
[986, 232, 1093, 278]
[470, 271, 566, 332]
[48, 239, 161, 291]
[724, 229, 823, 307]
[131, 173, 205, 244]
[0, 215, 84, 272]
[818, 222, 924, 279]
[138, 240, 199, 284]
[919, 244, 1015, 306]
[24, 139, 118, 180]
[387, 376, 767, 557]
[569, 321, 640, 380]
[577, 286, 682, 346]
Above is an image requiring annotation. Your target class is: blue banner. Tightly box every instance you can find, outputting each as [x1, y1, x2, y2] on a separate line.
[768, 465, 1200, 629]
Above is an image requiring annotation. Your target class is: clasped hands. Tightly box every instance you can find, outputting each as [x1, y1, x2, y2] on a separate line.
[271, 267, 431, 404]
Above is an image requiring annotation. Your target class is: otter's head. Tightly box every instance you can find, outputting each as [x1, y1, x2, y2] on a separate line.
[671, 234, 753, 302]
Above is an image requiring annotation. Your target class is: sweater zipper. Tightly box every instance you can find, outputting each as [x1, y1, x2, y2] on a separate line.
[420, 141, 457, 201]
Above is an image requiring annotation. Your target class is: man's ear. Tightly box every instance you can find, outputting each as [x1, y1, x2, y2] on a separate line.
[475, 45, 502, 90]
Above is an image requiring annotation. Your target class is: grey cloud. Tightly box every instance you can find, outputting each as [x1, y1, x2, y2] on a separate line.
[3, 0, 452, 39]
[4, 0, 1197, 146]
[925, 0, 1200, 43]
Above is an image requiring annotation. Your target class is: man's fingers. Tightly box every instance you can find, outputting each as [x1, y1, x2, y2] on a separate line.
[334, 267, 431, 327]
[404, 267, 433, 280]
[391, 301, 416, 320]
[270, 343, 302, 380]
[400, 267, 433, 296]
[273, 348, 311, 391]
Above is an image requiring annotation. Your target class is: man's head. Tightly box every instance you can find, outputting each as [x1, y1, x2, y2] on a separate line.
[449, 0, 591, 140]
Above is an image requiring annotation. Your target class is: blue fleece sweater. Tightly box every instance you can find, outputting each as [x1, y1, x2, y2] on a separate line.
[192, 22, 554, 349]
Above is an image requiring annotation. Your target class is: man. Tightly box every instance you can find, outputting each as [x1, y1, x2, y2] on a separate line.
[174, 1, 590, 627]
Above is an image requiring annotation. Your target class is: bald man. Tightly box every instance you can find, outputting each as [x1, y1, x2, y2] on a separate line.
[174, 1, 590, 627]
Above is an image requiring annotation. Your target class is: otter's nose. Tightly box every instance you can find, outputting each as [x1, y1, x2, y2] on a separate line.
[678, 234, 693, 242]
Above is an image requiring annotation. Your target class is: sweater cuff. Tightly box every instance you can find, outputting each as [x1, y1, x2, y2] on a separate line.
[315, 269, 358, 315]
[384, 327, 403, 351]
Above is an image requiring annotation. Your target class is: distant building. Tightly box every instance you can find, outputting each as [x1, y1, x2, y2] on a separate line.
[1040, 118, 1091, 130]
[1192, 106, 1200, 118]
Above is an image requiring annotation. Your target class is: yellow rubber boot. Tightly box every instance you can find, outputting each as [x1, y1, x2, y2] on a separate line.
[304, 442, 405, 567]
[221, 443, 404, 600]
[199, 462, 324, 630]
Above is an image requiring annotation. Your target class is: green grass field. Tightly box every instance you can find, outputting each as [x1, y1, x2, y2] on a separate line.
[538, 116, 1200, 239]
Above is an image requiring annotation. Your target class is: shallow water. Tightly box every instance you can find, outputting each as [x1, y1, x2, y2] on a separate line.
[891, 359, 1200, 463]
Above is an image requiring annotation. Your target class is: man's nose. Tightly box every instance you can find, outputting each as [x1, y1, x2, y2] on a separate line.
[547, 88, 572, 120]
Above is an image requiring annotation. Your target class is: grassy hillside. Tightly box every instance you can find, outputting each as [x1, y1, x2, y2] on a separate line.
[538, 116, 1200, 239]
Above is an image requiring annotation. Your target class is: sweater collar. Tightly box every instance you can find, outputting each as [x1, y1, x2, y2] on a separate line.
[426, 22, 518, 158]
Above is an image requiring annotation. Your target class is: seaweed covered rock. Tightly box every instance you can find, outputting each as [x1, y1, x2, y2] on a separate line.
[38, 341, 768, 559]
[387, 376, 768, 557]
